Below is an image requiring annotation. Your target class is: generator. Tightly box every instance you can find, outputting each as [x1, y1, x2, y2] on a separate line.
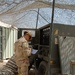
[33, 23, 75, 75]
[18, 23, 75, 75]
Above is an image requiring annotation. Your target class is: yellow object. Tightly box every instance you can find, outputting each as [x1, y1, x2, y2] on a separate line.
[50, 60, 54, 64]
[54, 29, 59, 35]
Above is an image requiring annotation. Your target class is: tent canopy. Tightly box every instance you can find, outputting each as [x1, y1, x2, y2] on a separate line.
[0, 0, 75, 28]
[0, 21, 17, 29]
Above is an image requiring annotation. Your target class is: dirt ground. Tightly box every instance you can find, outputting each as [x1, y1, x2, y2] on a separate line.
[0, 60, 8, 68]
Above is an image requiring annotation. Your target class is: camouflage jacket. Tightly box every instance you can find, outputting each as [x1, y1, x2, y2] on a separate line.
[14, 37, 31, 61]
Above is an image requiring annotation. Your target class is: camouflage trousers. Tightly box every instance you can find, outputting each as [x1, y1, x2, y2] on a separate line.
[16, 60, 29, 75]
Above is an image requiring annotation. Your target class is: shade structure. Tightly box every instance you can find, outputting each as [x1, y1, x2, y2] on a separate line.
[0, 0, 75, 28]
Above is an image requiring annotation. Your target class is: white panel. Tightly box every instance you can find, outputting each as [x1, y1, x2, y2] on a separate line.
[5, 28, 9, 59]
[2, 28, 6, 59]
[10, 29, 14, 56]
[3, 28, 18, 59]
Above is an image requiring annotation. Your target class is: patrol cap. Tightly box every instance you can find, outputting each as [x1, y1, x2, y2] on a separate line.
[24, 31, 32, 40]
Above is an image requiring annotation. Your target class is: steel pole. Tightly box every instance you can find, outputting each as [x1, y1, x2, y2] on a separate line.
[48, 0, 55, 75]
[36, 8, 39, 29]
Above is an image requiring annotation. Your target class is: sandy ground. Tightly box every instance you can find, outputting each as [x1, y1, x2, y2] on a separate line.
[0, 62, 5, 68]
[0, 60, 8, 68]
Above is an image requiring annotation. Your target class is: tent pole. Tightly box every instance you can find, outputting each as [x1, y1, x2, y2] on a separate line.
[35, 8, 39, 44]
[48, 0, 55, 75]
[36, 8, 39, 29]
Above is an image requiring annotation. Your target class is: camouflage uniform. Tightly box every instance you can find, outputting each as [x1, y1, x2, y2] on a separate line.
[14, 37, 31, 75]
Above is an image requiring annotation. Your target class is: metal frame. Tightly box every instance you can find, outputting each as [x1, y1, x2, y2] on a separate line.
[0, 27, 3, 60]
[48, 0, 55, 75]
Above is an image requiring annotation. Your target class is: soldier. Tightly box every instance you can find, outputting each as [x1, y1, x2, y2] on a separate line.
[14, 31, 32, 75]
